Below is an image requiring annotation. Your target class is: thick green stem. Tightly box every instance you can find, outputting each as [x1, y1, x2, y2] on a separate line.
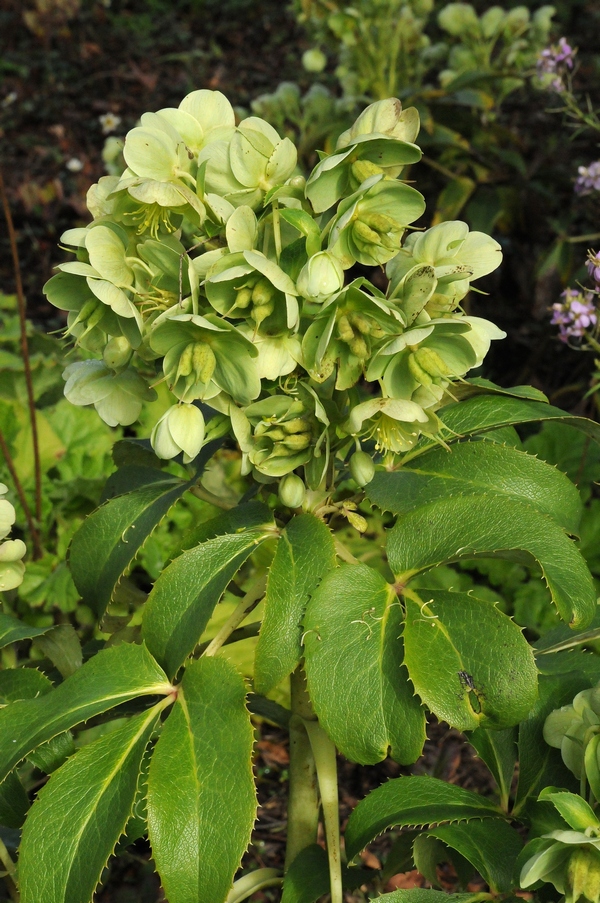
[304, 718, 343, 903]
[0, 836, 19, 902]
[225, 868, 282, 902]
[285, 667, 320, 870]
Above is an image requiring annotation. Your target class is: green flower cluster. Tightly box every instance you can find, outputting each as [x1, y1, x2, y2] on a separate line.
[0, 484, 26, 592]
[45, 90, 503, 495]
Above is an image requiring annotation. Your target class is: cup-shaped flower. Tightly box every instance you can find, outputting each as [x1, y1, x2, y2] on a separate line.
[305, 99, 422, 213]
[0, 538, 27, 592]
[297, 251, 345, 303]
[205, 250, 299, 334]
[231, 390, 328, 478]
[544, 687, 600, 779]
[150, 89, 236, 158]
[63, 360, 157, 427]
[387, 220, 503, 315]
[328, 175, 425, 268]
[238, 327, 302, 381]
[344, 396, 432, 454]
[149, 312, 261, 406]
[368, 316, 505, 408]
[0, 486, 17, 541]
[199, 117, 297, 209]
[302, 281, 404, 389]
[151, 403, 205, 463]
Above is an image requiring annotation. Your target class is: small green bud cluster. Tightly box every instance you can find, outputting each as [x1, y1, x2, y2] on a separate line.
[46, 90, 504, 500]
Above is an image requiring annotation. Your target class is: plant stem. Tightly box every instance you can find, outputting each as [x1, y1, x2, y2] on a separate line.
[189, 483, 236, 510]
[0, 169, 42, 532]
[0, 836, 19, 902]
[285, 667, 320, 870]
[0, 427, 42, 559]
[202, 576, 267, 657]
[272, 200, 282, 263]
[225, 868, 282, 903]
[304, 718, 343, 903]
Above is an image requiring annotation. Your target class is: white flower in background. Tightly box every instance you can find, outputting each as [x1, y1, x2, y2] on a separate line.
[99, 112, 122, 135]
[0, 483, 26, 592]
[65, 157, 83, 173]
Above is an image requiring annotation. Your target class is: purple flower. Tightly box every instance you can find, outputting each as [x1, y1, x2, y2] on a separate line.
[575, 162, 600, 196]
[536, 37, 576, 92]
[587, 250, 600, 285]
[550, 288, 597, 341]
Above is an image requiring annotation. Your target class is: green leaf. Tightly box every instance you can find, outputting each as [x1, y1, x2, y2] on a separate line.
[33, 625, 82, 677]
[19, 702, 163, 903]
[388, 496, 596, 629]
[0, 771, 29, 828]
[304, 563, 425, 765]
[0, 612, 50, 649]
[143, 527, 272, 678]
[147, 657, 256, 903]
[367, 440, 582, 535]
[69, 472, 194, 617]
[172, 500, 271, 559]
[427, 819, 523, 892]
[433, 175, 475, 222]
[344, 775, 502, 860]
[0, 667, 52, 703]
[281, 844, 370, 903]
[255, 514, 336, 695]
[408, 395, 600, 463]
[468, 727, 517, 808]
[28, 732, 75, 774]
[403, 589, 537, 730]
[0, 643, 170, 784]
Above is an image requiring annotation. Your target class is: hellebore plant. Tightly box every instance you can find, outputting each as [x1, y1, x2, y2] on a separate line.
[3, 88, 600, 903]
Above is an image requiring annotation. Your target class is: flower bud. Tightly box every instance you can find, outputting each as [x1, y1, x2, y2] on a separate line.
[151, 403, 205, 464]
[297, 251, 345, 304]
[103, 336, 133, 370]
[0, 538, 26, 592]
[302, 48, 327, 73]
[278, 473, 306, 508]
[350, 451, 375, 486]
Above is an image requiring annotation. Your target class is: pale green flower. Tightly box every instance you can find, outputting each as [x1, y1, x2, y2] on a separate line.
[63, 361, 157, 427]
[0, 539, 26, 592]
[297, 251, 345, 304]
[544, 687, 600, 779]
[149, 312, 260, 405]
[151, 403, 205, 463]
[328, 175, 425, 268]
[0, 496, 16, 541]
[344, 396, 433, 454]
[238, 326, 302, 381]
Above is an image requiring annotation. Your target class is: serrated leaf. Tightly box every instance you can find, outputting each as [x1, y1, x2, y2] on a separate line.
[368, 440, 582, 535]
[0, 643, 170, 785]
[407, 395, 600, 463]
[19, 702, 164, 903]
[0, 668, 52, 703]
[344, 775, 502, 860]
[28, 731, 75, 774]
[33, 625, 82, 677]
[403, 589, 537, 730]
[427, 819, 523, 892]
[468, 726, 517, 809]
[255, 514, 336, 695]
[147, 657, 256, 903]
[69, 474, 194, 617]
[304, 564, 425, 765]
[143, 528, 272, 678]
[0, 612, 50, 649]
[172, 500, 272, 559]
[388, 496, 596, 629]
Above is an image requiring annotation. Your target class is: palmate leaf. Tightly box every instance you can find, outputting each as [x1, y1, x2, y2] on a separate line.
[367, 439, 582, 535]
[468, 726, 517, 810]
[255, 513, 336, 696]
[344, 775, 502, 860]
[388, 495, 596, 629]
[142, 527, 273, 678]
[303, 563, 425, 765]
[0, 771, 29, 829]
[19, 701, 166, 903]
[147, 657, 256, 903]
[403, 589, 537, 730]
[0, 643, 170, 784]
[69, 469, 195, 617]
